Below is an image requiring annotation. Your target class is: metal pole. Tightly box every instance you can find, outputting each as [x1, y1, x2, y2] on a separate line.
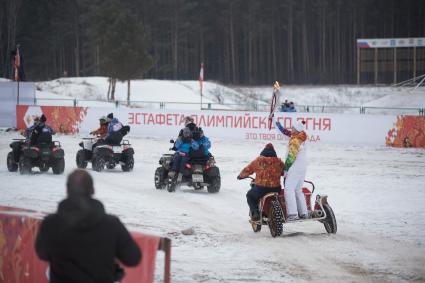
[16, 81, 20, 105]
[200, 88, 203, 110]
[357, 47, 360, 85]
[393, 48, 397, 84]
[413, 47, 417, 82]
[374, 48, 378, 85]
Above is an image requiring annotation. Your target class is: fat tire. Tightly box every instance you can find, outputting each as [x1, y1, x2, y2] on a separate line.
[39, 162, 49, 172]
[207, 175, 221, 193]
[121, 154, 134, 172]
[322, 203, 337, 234]
[92, 156, 105, 172]
[107, 163, 116, 169]
[154, 167, 166, 189]
[52, 158, 65, 174]
[76, 149, 88, 169]
[7, 152, 18, 172]
[166, 177, 176, 192]
[268, 200, 284, 237]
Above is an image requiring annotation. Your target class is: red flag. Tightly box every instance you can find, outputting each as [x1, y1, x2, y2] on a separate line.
[199, 62, 204, 93]
[14, 47, 21, 81]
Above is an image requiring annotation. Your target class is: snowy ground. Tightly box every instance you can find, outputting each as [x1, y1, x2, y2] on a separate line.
[1, 131, 424, 282]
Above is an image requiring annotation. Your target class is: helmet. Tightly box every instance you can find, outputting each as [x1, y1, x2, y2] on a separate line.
[184, 116, 194, 126]
[182, 127, 192, 139]
[99, 116, 107, 124]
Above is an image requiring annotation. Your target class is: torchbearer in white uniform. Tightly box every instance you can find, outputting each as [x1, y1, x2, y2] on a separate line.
[275, 120, 308, 221]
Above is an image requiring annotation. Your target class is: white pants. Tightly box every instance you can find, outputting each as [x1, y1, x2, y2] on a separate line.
[284, 171, 308, 216]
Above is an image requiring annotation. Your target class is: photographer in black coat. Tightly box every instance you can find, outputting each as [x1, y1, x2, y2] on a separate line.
[35, 169, 141, 283]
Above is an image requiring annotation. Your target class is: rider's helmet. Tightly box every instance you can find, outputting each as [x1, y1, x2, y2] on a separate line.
[192, 127, 203, 141]
[184, 116, 194, 126]
[99, 116, 107, 124]
[182, 127, 192, 139]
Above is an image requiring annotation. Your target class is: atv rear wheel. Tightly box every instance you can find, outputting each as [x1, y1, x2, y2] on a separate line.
[268, 200, 284, 237]
[76, 149, 88, 169]
[92, 156, 105, 172]
[52, 158, 65, 174]
[19, 156, 32, 175]
[322, 203, 337, 234]
[207, 176, 221, 193]
[154, 167, 166, 189]
[7, 152, 18, 172]
[121, 154, 134, 172]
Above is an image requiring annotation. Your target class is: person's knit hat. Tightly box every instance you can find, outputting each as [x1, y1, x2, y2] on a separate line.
[293, 120, 305, 132]
[107, 113, 113, 119]
[260, 143, 277, 157]
[40, 114, 47, 123]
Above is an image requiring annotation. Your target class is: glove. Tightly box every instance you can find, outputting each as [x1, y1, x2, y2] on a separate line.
[237, 175, 242, 180]
[89, 131, 94, 135]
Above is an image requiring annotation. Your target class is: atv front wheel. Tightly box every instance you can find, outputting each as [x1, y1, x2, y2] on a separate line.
[207, 176, 221, 193]
[39, 162, 49, 172]
[52, 158, 65, 174]
[7, 152, 18, 172]
[268, 200, 284, 237]
[19, 156, 32, 175]
[166, 177, 176, 192]
[92, 156, 105, 172]
[107, 163, 116, 169]
[154, 167, 166, 189]
[322, 203, 337, 234]
[76, 149, 88, 169]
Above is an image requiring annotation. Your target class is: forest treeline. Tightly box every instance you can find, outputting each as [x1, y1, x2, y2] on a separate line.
[1, 0, 424, 85]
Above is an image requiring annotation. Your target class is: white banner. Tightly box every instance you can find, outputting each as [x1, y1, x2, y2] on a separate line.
[17, 106, 404, 145]
[357, 37, 425, 48]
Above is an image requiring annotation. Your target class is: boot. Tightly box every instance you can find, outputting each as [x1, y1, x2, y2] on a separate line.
[251, 210, 260, 221]
[286, 214, 299, 221]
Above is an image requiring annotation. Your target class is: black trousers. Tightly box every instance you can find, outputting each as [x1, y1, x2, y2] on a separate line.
[246, 185, 281, 212]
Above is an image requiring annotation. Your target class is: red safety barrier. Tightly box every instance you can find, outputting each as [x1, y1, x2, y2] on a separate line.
[0, 206, 171, 283]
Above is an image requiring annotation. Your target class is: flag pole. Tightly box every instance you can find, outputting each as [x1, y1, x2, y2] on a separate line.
[17, 81, 20, 105]
[15, 45, 21, 105]
[199, 62, 204, 110]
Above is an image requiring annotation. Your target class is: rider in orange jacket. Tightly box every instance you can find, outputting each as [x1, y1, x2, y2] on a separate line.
[238, 143, 284, 221]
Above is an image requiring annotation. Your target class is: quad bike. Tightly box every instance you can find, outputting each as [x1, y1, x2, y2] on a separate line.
[241, 177, 337, 237]
[154, 140, 221, 193]
[76, 137, 134, 172]
[7, 138, 65, 175]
